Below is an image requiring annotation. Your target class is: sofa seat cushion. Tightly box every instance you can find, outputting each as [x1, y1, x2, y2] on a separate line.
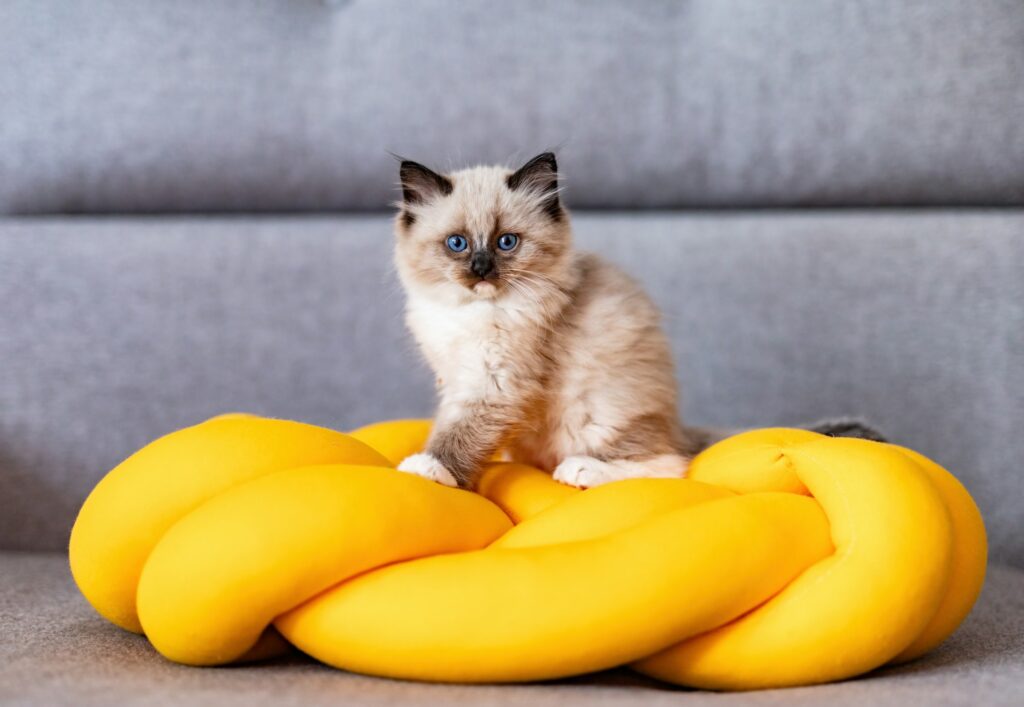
[1, 552, 1022, 705]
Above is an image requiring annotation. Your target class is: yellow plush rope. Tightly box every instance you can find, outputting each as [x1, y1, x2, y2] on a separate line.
[68, 417, 986, 690]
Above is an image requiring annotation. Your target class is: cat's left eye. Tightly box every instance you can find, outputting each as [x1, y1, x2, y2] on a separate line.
[446, 234, 468, 252]
[497, 233, 519, 251]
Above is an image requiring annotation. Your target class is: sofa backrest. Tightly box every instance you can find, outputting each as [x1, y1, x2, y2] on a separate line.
[2, 0, 1023, 214]
[1, 213, 1022, 566]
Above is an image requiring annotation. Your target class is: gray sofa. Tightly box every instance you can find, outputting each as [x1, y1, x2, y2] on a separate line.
[2, 2, 1022, 705]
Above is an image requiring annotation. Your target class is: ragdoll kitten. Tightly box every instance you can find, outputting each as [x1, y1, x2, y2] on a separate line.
[392, 153, 881, 489]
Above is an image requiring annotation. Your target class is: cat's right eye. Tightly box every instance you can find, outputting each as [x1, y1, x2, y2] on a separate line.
[446, 234, 468, 252]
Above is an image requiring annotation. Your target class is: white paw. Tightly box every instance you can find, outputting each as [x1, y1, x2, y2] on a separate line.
[396, 453, 459, 488]
[552, 456, 623, 488]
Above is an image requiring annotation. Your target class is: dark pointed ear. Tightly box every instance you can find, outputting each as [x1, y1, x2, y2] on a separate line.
[506, 152, 561, 220]
[399, 160, 453, 205]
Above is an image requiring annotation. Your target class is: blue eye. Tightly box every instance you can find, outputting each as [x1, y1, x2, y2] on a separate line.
[446, 234, 468, 252]
[497, 233, 519, 251]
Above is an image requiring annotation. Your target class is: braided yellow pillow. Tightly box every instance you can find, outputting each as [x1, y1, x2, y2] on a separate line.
[69, 416, 986, 690]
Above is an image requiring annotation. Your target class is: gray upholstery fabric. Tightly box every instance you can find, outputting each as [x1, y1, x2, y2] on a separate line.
[2, 0, 1023, 214]
[1, 212, 1022, 565]
[1, 552, 1022, 706]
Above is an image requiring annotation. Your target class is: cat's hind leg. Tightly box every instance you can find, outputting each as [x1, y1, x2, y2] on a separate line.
[552, 454, 689, 488]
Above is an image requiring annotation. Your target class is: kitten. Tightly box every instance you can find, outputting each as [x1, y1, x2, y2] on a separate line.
[392, 153, 882, 489]
[391, 152, 697, 489]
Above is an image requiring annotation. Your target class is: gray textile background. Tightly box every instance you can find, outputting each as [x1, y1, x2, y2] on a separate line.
[3, 2, 1023, 703]
[2, 0, 1024, 214]
[2, 552, 1022, 706]
[1, 212, 1021, 564]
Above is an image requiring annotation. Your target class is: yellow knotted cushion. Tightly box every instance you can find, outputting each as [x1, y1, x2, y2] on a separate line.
[69, 417, 986, 690]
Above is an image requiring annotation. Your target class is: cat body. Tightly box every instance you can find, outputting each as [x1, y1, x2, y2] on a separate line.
[392, 152, 883, 489]
[393, 154, 697, 488]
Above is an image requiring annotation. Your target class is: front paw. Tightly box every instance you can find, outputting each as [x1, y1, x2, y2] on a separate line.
[553, 456, 618, 489]
[396, 453, 459, 488]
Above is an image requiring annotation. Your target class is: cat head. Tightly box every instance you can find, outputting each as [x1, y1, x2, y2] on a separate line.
[393, 153, 573, 303]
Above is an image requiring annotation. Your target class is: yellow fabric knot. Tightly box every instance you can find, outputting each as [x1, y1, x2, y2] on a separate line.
[69, 417, 986, 690]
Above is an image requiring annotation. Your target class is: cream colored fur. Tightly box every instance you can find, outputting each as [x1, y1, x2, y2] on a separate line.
[394, 155, 696, 488]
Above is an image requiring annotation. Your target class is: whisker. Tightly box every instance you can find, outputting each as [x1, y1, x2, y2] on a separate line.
[504, 270, 555, 287]
[503, 268, 561, 287]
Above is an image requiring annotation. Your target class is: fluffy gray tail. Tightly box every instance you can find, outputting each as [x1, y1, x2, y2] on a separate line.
[805, 417, 887, 443]
[683, 416, 887, 456]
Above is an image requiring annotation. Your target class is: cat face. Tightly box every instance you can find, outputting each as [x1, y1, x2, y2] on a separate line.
[394, 153, 573, 302]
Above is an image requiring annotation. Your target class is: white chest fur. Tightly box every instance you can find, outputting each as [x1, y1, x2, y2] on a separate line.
[406, 293, 540, 404]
